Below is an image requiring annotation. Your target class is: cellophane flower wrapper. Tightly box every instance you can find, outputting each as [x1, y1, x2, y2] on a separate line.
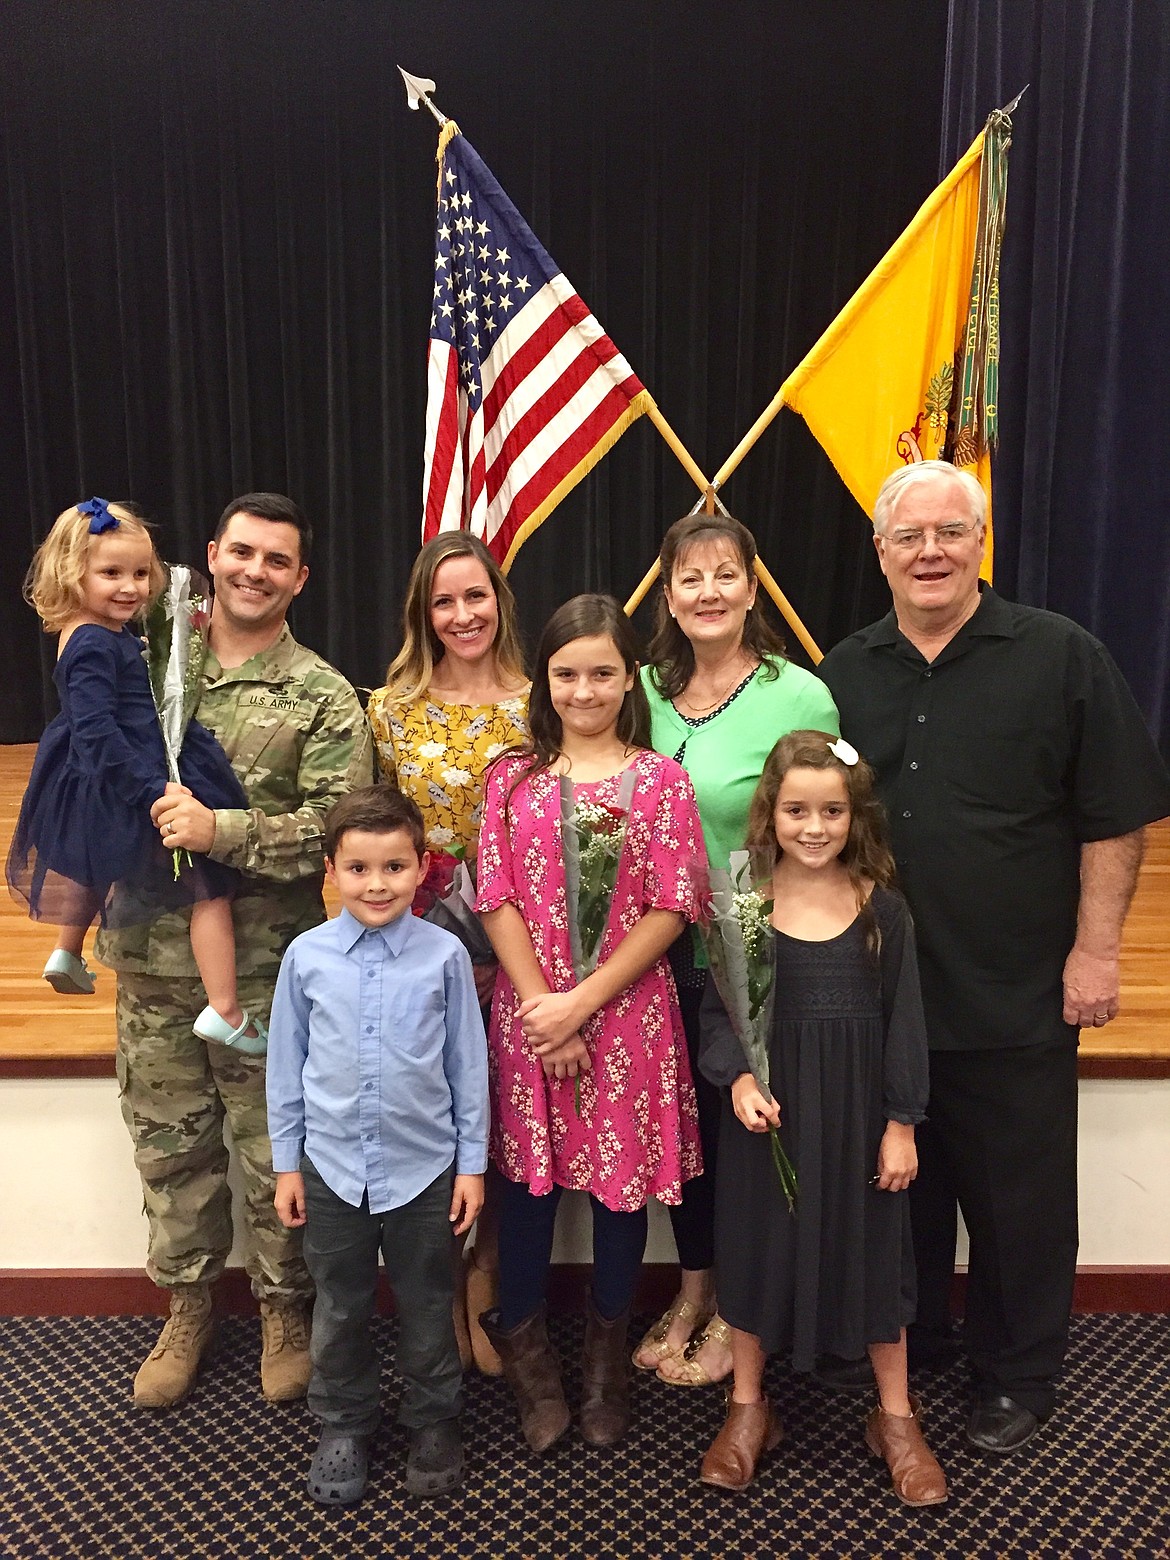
[559, 768, 636, 981]
[702, 850, 798, 1211]
[422, 855, 495, 965]
[145, 565, 212, 876]
[558, 767, 637, 1112]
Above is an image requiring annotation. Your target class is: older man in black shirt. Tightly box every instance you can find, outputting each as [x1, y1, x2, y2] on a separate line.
[819, 460, 1170, 1454]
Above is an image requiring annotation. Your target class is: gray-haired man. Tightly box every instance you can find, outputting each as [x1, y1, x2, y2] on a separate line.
[818, 460, 1169, 1453]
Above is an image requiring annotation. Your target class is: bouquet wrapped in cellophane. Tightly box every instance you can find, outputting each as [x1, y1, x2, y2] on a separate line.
[558, 766, 638, 1110]
[420, 847, 495, 965]
[559, 767, 637, 981]
[145, 565, 212, 876]
[702, 849, 798, 1211]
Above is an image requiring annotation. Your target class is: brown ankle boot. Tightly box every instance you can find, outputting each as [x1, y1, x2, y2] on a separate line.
[133, 1285, 215, 1409]
[865, 1394, 948, 1506]
[579, 1297, 631, 1447]
[699, 1395, 783, 1490]
[479, 1306, 570, 1454]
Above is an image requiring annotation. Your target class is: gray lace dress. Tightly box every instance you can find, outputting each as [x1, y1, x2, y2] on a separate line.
[699, 887, 928, 1371]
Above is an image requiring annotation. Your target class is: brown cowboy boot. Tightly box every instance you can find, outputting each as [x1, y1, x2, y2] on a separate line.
[479, 1306, 570, 1454]
[579, 1296, 632, 1447]
[259, 1299, 312, 1402]
[699, 1394, 784, 1490]
[133, 1285, 215, 1408]
[864, 1394, 948, 1506]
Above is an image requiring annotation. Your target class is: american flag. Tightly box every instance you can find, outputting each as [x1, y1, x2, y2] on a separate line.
[422, 130, 649, 569]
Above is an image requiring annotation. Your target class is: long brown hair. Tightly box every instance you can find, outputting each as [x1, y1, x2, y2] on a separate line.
[745, 730, 896, 953]
[646, 512, 787, 699]
[499, 594, 650, 813]
[381, 532, 526, 703]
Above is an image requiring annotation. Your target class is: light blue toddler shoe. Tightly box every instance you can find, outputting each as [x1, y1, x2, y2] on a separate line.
[43, 950, 96, 995]
[192, 1005, 268, 1056]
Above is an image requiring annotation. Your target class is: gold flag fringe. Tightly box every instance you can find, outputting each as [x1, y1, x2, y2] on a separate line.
[435, 119, 460, 196]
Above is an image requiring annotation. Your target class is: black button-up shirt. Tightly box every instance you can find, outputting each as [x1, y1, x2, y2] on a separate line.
[820, 587, 1170, 1050]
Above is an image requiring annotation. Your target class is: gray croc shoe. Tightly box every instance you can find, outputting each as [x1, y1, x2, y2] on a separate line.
[405, 1418, 463, 1496]
[307, 1431, 372, 1506]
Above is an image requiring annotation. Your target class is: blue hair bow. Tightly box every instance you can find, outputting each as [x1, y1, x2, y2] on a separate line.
[78, 497, 118, 534]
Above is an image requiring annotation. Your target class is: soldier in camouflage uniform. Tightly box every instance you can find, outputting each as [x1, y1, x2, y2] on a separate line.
[96, 493, 374, 1409]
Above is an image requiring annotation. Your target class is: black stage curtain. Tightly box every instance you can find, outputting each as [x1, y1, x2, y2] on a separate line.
[943, 1, 1170, 752]
[1, 0, 948, 741]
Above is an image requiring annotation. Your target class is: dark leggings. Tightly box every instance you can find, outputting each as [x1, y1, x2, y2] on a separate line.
[666, 936, 721, 1272]
[498, 1179, 648, 1329]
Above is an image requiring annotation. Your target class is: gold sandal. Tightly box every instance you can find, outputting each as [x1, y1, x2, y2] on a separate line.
[656, 1315, 733, 1386]
[631, 1296, 709, 1371]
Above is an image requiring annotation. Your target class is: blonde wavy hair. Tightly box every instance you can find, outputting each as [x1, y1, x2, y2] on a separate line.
[25, 501, 167, 634]
[380, 532, 526, 704]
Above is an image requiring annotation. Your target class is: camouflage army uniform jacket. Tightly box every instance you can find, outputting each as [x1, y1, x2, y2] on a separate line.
[97, 624, 374, 980]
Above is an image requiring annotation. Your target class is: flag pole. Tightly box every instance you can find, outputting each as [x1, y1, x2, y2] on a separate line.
[709, 367, 801, 491]
[710, 132, 987, 491]
[398, 67, 449, 126]
[400, 71, 820, 659]
[644, 397, 709, 493]
[710, 95, 1024, 497]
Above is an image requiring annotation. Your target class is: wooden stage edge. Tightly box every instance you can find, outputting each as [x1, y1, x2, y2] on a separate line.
[3, 744, 1169, 1079]
[2, 1264, 1167, 1317]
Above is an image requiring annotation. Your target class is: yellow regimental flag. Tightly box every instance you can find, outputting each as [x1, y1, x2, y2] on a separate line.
[780, 107, 1017, 582]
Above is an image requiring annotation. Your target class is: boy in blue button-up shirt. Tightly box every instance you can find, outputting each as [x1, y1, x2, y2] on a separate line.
[268, 786, 487, 1504]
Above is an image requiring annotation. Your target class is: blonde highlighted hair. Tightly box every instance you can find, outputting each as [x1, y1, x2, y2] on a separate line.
[746, 729, 896, 953]
[381, 532, 526, 704]
[25, 501, 167, 634]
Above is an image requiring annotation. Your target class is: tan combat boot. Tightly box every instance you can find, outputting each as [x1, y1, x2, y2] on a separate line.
[259, 1299, 312, 1402]
[133, 1285, 215, 1408]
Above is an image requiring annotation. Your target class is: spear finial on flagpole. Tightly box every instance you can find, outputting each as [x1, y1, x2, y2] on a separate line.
[398, 67, 448, 126]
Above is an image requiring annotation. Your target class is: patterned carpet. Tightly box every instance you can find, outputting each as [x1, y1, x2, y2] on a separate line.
[2, 1312, 1167, 1559]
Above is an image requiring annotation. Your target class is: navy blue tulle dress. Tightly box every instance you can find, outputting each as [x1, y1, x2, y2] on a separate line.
[6, 623, 247, 929]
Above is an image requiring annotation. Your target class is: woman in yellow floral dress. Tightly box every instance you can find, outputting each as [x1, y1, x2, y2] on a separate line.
[367, 532, 529, 1373]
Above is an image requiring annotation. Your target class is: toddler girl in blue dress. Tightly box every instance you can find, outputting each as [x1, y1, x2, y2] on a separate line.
[6, 498, 264, 1051]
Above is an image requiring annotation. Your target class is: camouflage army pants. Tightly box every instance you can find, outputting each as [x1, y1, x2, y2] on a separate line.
[115, 972, 313, 1303]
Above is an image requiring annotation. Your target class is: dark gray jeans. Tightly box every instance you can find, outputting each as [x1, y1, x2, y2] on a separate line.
[301, 1158, 462, 1433]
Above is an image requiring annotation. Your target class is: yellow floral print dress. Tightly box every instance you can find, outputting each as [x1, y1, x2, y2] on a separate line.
[366, 687, 529, 856]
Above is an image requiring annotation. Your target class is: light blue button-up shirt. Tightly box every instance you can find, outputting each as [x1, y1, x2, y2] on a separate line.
[267, 906, 488, 1212]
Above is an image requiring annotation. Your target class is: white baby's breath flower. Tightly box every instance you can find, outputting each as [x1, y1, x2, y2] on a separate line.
[732, 889, 771, 961]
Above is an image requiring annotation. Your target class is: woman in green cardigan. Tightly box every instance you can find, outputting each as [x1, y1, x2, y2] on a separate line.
[634, 511, 840, 1386]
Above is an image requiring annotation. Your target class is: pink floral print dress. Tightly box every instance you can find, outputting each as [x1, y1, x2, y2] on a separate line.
[477, 748, 706, 1212]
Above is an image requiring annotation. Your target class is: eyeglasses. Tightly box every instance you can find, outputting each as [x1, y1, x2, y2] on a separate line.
[879, 519, 981, 551]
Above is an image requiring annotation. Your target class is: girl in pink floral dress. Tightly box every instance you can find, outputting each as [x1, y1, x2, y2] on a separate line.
[477, 594, 705, 1455]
